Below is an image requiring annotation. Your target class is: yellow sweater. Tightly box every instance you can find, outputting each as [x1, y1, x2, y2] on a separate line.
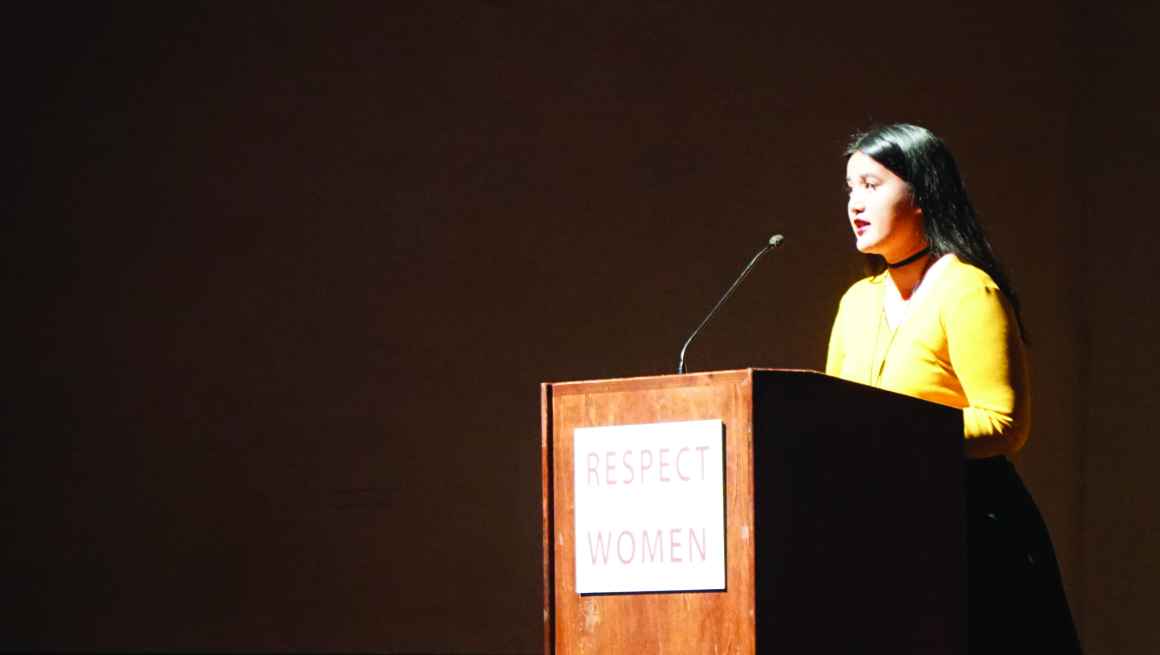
[825, 255, 1030, 458]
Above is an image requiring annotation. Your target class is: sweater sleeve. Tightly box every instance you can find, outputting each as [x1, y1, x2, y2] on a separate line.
[825, 293, 847, 377]
[944, 284, 1031, 457]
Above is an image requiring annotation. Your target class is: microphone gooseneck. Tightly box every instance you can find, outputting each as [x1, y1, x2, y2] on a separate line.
[677, 234, 785, 374]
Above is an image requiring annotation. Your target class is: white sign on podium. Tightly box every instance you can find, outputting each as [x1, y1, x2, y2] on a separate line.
[572, 419, 726, 594]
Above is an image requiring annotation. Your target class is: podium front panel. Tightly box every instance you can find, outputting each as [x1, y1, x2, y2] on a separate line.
[544, 370, 756, 655]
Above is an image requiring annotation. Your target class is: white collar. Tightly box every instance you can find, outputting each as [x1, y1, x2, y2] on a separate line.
[883, 254, 953, 330]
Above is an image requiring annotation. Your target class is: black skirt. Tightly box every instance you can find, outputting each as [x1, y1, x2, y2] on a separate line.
[966, 456, 1083, 653]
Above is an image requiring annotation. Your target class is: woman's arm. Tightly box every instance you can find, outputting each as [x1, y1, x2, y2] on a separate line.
[825, 289, 853, 377]
[945, 284, 1031, 458]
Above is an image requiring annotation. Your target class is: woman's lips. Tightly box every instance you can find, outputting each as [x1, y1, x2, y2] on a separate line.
[853, 219, 870, 236]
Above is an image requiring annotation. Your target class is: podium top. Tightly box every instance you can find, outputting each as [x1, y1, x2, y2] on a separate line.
[544, 368, 823, 395]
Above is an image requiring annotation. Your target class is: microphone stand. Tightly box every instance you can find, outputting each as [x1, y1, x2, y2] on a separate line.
[677, 234, 784, 374]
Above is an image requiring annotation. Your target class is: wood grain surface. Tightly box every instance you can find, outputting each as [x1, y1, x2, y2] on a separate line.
[546, 369, 756, 654]
[542, 369, 965, 654]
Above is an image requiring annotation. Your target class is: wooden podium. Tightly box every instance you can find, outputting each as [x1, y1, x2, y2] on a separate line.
[541, 369, 966, 654]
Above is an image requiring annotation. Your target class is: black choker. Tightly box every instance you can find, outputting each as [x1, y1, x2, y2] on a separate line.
[887, 247, 930, 269]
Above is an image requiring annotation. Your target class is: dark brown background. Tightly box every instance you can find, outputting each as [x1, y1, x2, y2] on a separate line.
[6, 3, 1157, 653]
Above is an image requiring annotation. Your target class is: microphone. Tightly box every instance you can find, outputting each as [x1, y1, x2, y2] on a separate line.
[677, 234, 784, 374]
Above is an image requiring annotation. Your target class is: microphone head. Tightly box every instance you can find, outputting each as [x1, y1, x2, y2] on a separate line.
[768, 234, 785, 247]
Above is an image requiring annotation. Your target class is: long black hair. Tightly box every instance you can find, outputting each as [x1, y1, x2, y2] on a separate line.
[846, 123, 1027, 340]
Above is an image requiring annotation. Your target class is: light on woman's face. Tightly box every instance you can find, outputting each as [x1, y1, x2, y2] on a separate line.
[845, 151, 925, 263]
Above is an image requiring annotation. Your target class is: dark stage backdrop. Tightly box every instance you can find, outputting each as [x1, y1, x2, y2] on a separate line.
[6, 3, 1158, 653]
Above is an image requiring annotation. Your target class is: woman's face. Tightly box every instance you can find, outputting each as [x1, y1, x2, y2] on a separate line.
[845, 151, 925, 262]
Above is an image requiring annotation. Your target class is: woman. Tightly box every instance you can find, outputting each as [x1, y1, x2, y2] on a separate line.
[826, 124, 1082, 653]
